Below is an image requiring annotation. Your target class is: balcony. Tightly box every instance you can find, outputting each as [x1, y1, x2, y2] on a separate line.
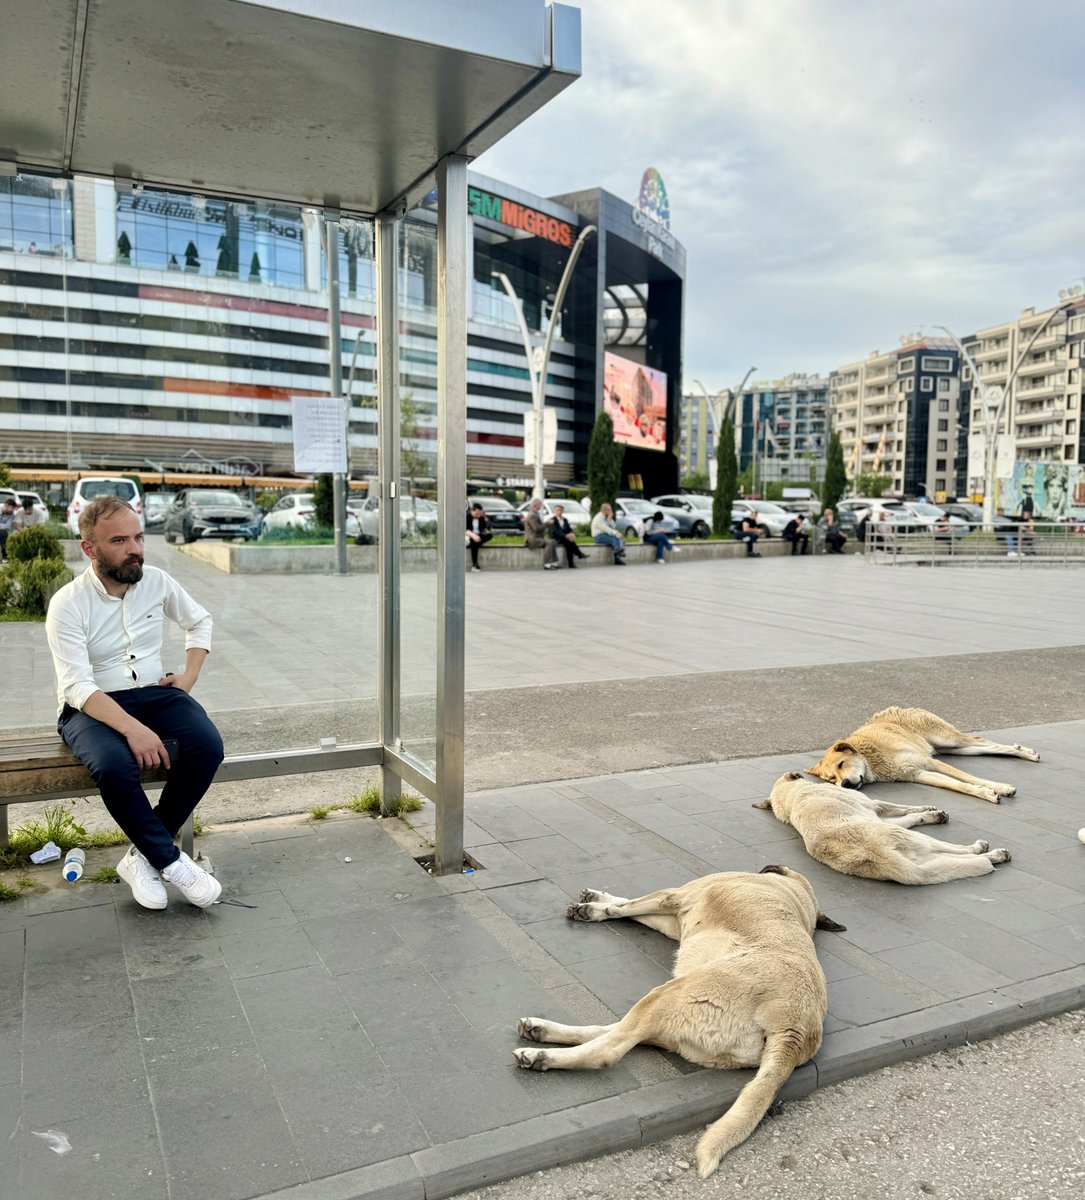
[1027, 329, 1068, 351]
[1015, 405, 1064, 425]
[975, 342, 1010, 361]
[1015, 429, 1063, 448]
[1015, 378, 1065, 400]
[1016, 353, 1066, 378]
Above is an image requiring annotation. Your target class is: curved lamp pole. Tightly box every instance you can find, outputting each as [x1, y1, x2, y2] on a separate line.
[493, 224, 597, 500]
[692, 367, 756, 481]
[937, 302, 1072, 531]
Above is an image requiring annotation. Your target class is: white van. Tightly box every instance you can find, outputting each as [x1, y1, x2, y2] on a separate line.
[66, 477, 145, 535]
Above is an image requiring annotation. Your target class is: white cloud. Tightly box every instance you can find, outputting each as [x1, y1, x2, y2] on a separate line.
[475, 0, 1085, 386]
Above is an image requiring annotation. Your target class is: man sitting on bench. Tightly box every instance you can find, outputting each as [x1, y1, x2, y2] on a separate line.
[45, 496, 224, 911]
[782, 512, 811, 556]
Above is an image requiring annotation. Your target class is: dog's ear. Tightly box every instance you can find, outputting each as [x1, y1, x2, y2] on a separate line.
[816, 911, 847, 932]
[785, 771, 803, 781]
[832, 741, 856, 754]
[751, 798, 771, 809]
[806, 764, 826, 778]
[758, 864, 787, 876]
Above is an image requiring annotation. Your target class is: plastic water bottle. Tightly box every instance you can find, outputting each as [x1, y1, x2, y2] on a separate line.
[62, 848, 86, 883]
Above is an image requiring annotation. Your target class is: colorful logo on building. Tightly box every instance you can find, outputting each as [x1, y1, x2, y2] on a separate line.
[467, 187, 573, 247]
[637, 168, 670, 230]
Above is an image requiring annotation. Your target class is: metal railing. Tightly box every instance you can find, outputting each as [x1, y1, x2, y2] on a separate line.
[863, 522, 1085, 567]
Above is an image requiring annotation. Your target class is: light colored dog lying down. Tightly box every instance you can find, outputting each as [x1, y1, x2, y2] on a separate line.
[755, 772, 1011, 884]
[513, 866, 844, 1178]
[807, 706, 1040, 804]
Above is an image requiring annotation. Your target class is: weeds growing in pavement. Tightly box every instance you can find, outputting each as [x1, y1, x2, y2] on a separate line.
[346, 785, 423, 818]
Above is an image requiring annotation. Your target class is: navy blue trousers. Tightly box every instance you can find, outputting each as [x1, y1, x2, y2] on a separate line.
[59, 687, 224, 869]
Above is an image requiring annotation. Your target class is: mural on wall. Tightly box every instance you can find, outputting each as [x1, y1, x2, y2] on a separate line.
[1000, 462, 1085, 521]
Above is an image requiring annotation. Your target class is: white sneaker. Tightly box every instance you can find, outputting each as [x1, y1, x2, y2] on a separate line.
[161, 851, 221, 908]
[116, 847, 168, 910]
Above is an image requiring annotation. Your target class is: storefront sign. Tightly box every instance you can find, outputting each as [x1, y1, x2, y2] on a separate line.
[468, 187, 573, 246]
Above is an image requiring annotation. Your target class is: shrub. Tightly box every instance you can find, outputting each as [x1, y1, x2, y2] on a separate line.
[6, 525, 64, 563]
[6, 558, 72, 616]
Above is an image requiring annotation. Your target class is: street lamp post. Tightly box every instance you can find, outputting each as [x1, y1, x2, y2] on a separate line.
[693, 367, 756, 485]
[493, 224, 596, 500]
[937, 302, 1072, 531]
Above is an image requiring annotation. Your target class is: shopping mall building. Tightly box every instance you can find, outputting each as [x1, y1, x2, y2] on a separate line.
[0, 168, 685, 496]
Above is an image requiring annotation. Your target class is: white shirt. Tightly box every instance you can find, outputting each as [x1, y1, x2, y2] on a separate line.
[45, 564, 213, 715]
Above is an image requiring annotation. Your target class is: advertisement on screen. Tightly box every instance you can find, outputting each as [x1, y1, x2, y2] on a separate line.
[603, 352, 667, 452]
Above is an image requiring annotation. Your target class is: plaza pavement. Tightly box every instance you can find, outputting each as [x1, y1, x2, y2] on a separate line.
[1, 545, 1083, 1200]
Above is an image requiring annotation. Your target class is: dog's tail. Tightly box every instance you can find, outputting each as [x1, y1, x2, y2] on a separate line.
[694, 1031, 806, 1178]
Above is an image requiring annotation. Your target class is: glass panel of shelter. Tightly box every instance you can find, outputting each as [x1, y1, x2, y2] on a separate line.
[0, 174, 391, 788]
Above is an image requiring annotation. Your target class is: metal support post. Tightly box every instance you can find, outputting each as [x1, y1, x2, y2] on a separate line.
[323, 212, 348, 574]
[435, 154, 469, 876]
[375, 210, 402, 811]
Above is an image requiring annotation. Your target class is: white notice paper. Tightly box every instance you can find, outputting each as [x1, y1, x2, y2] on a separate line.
[292, 396, 347, 473]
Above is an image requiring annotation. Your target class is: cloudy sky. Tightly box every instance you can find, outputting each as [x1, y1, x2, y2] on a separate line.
[475, 0, 1085, 392]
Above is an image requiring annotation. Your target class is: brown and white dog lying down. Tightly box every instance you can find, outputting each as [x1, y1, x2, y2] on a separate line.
[807, 706, 1040, 804]
[755, 772, 1011, 884]
[513, 867, 844, 1178]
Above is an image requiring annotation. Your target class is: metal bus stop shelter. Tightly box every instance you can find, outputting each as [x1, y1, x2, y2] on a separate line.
[0, 0, 581, 874]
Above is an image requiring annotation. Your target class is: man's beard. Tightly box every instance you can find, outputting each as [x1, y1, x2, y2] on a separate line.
[95, 547, 143, 584]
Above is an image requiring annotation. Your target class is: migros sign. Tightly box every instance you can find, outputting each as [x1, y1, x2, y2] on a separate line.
[468, 187, 574, 247]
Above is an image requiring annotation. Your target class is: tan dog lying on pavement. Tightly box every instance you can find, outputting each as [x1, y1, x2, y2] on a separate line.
[755, 772, 1011, 884]
[513, 867, 844, 1178]
[807, 706, 1040, 804]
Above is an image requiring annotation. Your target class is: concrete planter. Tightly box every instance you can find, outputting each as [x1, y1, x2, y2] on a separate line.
[176, 537, 807, 574]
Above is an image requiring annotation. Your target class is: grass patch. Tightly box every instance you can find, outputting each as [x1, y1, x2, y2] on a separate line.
[90, 866, 119, 884]
[0, 879, 19, 903]
[17, 876, 35, 889]
[85, 828, 129, 848]
[346, 785, 423, 817]
[7, 804, 88, 857]
[309, 803, 341, 820]
[0, 609, 42, 622]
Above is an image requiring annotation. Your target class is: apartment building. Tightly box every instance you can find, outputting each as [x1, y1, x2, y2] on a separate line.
[960, 301, 1085, 496]
[678, 389, 715, 478]
[829, 338, 961, 499]
[734, 374, 829, 481]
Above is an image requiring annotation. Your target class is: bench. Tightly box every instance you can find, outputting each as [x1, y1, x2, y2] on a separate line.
[1, 734, 193, 857]
[0, 733, 382, 862]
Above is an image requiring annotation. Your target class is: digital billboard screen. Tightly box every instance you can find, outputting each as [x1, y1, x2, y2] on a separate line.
[603, 352, 667, 453]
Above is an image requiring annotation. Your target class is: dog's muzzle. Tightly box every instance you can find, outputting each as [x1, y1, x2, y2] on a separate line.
[841, 778, 860, 789]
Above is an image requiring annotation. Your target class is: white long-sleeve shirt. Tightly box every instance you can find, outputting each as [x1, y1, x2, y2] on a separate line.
[45, 565, 213, 715]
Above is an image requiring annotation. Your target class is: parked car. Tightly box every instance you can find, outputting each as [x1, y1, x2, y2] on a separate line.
[881, 501, 970, 534]
[143, 492, 178, 530]
[516, 498, 593, 531]
[348, 494, 438, 540]
[650, 493, 714, 538]
[728, 499, 792, 538]
[66, 476, 144, 534]
[613, 497, 679, 540]
[938, 502, 1019, 535]
[162, 489, 263, 543]
[0, 488, 49, 523]
[468, 495, 524, 534]
[261, 492, 360, 538]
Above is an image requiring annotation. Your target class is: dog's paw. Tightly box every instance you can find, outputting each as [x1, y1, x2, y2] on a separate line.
[567, 901, 603, 922]
[513, 1047, 549, 1071]
[993, 782, 1017, 798]
[926, 810, 949, 824]
[1014, 745, 1040, 761]
[517, 1017, 545, 1042]
[972, 840, 991, 853]
[578, 888, 604, 903]
[988, 848, 1011, 864]
[978, 788, 1002, 804]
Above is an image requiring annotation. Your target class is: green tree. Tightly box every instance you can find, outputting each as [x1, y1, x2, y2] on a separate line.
[681, 470, 710, 492]
[853, 472, 891, 498]
[822, 432, 847, 515]
[312, 474, 335, 528]
[0, 462, 12, 487]
[712, 415, 738, 537]
[587, 410, 624, 513]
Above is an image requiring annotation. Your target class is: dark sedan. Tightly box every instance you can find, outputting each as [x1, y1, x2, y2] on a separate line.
[467, 495, 523, 534]
[163, 489, 262, 543]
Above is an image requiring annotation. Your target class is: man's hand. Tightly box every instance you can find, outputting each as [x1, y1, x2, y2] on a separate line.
[125, 722, 171, 770]
[158, 669, 197, 694]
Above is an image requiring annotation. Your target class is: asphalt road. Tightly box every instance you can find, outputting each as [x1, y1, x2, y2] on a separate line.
[456, 1010, 1085, 1200]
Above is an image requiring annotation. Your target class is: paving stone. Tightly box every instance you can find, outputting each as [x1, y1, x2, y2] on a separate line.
[217, 922, 323, 979]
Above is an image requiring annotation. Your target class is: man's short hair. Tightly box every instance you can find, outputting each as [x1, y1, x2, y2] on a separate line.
[79, 496, 137, 541]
